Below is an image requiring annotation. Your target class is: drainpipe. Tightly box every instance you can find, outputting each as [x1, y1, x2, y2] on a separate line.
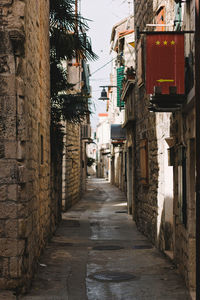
[196, 0, 200, 298]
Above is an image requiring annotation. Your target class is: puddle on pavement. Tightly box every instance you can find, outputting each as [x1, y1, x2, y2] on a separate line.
[50, 242, 74, 247]
[89, 271, 138, 282]
[62, 220, 80, 227]
[132, 245, 153, 250]
[92, 245, 124, 251]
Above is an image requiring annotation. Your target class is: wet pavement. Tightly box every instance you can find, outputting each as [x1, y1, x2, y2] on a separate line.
[18, 178, 190, 300]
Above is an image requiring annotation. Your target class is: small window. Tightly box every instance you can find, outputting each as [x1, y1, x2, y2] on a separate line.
[117, 66, 125, 108]
[137, 38, 144, 86]
[174, 3, 182, 31]
[156, 6, 165, 31]
[139, 139, 148, 185]
[178, 146, 187, 226]
[41, 135, 44, 165]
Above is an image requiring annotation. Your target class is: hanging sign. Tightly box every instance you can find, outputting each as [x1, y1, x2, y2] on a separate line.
[146, 33, 185, 94]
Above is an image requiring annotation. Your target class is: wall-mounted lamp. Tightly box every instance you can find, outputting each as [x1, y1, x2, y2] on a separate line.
[98, 87, 109, 101]
[98, 85, 122, 101]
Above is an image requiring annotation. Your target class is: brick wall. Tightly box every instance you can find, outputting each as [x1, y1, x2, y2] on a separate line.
[0, 0, 52, 292]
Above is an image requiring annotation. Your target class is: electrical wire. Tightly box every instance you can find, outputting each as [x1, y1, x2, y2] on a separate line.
[90, 57, 115, 76]
[72, 57, 115, 85]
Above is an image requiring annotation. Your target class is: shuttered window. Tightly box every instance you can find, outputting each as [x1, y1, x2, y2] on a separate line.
[178, 146, 187, 226]
[117, 66, 125, 108]
[139, 139, 148, 185]
[174, 3, 182, 31]
[137, 38, 144, 86]
[156, 6, 165, 31]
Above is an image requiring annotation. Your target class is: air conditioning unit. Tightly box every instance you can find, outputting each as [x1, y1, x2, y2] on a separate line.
[81, 124, 91, 139]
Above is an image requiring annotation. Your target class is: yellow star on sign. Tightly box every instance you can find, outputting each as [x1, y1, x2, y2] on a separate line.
[171, 40, 175, 45]
[163, 40, 168, 45]
[156, 41, 160, 45]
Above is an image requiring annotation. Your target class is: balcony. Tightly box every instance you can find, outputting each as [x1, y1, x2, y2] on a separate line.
[111, 124, 126, 146]
[148, 86, 186, 112]
[121, 73, 135, 128]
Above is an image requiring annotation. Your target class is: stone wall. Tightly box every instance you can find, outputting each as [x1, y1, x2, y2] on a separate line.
[134, 0, 196, 290]
[0, 0, 52, 292]
[134, 0, 158, 244]
[171, 1, 196, 289]
[171, 83, 196, 289]
[134, 0, 175, 246]
[62, 121, 81, 210]
[50, 124, 63, 235]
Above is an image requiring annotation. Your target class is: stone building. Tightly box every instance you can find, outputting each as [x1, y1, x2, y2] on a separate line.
[96, 113, 110, 179]
[0, 0, 55, 292]
[167, 0, 196, 290]
[108, 16, 135, 194]
[62, 58, 91, 210]
[133, 0, 196, 292]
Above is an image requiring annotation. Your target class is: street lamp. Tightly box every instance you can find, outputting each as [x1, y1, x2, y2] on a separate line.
[98, 87, 110, 101]
[98, 85, 123, 110]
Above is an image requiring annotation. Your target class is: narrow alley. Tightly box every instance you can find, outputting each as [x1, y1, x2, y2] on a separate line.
[14, 179, 189, 300]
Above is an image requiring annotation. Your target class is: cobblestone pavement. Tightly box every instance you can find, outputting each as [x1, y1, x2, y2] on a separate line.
[15, 178, 190, 300]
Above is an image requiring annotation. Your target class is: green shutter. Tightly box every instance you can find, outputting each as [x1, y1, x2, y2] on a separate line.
[117, 66, 125, 108]
[174, 3, 182, 31]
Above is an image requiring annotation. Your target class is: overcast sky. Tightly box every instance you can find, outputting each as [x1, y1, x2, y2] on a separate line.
[80, 0, 133, 131]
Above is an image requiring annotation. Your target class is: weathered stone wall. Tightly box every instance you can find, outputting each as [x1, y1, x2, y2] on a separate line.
[0, 0, 51, 291]
[134, 0, 196, 290]
[113, 145, 126, 192]
[171, 1, 196, 289]
[134, 0, 175, 246]
[134, 0, 158, 245]
[50, 125, 63, 235]
[62, 122, 81, 210]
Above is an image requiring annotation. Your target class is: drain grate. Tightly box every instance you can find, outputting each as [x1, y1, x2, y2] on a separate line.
[132, 245, 153, 250]
[90, 222, 99, 227]
[90, 271, 137, 282]
[115, 210, 127, 214]
[51, 242, 74, 247]
[63, 220, 80, 227]
[92, 245, 124, 251]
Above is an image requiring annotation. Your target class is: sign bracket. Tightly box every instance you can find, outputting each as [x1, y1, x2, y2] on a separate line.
[136, 27, 195, 40]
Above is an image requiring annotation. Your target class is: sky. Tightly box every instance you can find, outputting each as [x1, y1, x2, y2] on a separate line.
[80, 0, 133, 132]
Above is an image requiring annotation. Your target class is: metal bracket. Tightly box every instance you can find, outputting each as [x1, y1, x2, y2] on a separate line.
[136, 26, 195, 40]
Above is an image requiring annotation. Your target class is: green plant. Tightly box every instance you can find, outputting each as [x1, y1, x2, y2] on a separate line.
[50, 0, 98, 124]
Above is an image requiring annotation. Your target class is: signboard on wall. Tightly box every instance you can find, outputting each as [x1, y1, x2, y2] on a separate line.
[146, 33, 185, 95]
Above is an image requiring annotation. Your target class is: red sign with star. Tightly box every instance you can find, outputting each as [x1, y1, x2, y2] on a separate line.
[146, 33, 185, 94]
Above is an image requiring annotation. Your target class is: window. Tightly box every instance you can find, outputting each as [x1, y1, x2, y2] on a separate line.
[178, 146, 187, 226]
[156, 6, 165, 31]
[41, 135, 44, 165]
[117, 66, 125, 108]
[139, 139, 148, 185]
[174, 3, 182, 31]
[137, 38, 144, 86]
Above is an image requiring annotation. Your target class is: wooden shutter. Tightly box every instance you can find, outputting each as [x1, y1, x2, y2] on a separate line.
[156, 6, 165, 31]
[117, 66, 125, 107]
[174, 3, 182, 31]
[139, 139, 148, 184]
[137, 38, 144, 86]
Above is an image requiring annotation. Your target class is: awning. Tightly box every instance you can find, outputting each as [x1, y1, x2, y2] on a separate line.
[111, 124, 126, 140]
